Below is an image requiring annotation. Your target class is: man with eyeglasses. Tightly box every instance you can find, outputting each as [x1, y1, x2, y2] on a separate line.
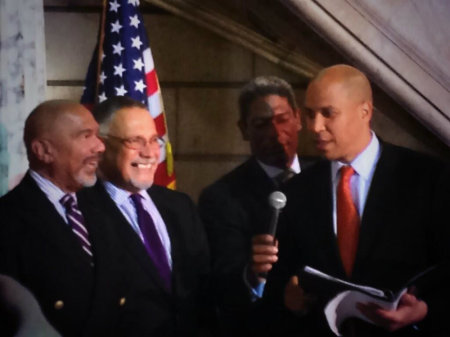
[79, 96, 211, 337]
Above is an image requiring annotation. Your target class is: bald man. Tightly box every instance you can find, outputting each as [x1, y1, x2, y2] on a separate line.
[262, 65, 450, 336]
[0, 100, 130, 337]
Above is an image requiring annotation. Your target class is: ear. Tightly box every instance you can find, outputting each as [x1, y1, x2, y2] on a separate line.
[360, 101, 373, 121]
[237, 119, 250, 141]
[294, 108, 302, 131]
[31, 139, 55, 164]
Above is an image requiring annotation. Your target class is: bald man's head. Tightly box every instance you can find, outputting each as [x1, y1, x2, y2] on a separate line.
[304, 64, 373, 163]
[24, 100, 82, 160]
[24, 100, 105, 192]
[311, 64, 372, 105]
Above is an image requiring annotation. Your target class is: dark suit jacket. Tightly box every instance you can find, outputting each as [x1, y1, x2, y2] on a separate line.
[198, 156, 315, 336]
[79, 182, 211, 337]
[0, 173, 130, 337]
[264, 143, 450, 337]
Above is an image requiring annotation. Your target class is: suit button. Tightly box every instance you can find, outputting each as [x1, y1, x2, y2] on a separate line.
[119, 297, 126, 306]
[54, 300, 64, 310]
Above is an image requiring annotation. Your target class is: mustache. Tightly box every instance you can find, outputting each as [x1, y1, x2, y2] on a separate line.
[83, 154, 101, 164]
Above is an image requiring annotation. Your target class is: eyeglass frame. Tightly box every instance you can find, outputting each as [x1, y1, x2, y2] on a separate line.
[102, 133, 165, 151]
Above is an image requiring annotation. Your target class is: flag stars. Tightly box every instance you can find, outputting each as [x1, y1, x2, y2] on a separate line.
[112, 41, 124, 55]
[99, 71, 107, 84]
[129, 15, 140, 28]
[109, 0, 120, 12]
[113, 63, 126, 77]
[133, 57, 144, 71]
[131, 36, 143, 50]
[128, 0, 139, 6]
[111, 20, 122, 34]
[115, 85, 128, 96]
[134, 79, 146, 93]
[98, 92, 107, 102]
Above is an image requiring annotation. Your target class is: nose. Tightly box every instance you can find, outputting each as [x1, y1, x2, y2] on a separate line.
[94, 135, 105, 153]
[271, 119, 286, 142]
[307, 113, 325, 134]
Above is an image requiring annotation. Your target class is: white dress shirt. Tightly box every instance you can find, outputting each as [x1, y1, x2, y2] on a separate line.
[257, 154, 301, 179]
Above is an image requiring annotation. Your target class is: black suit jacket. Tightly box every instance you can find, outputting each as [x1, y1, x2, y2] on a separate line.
[79, 182, 211, 337]
[198, 156, 315, 336]
[0, 173, 130, 337]
[264, 143, 450, 337]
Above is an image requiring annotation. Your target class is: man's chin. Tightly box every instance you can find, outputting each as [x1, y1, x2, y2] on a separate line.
[77, 174, 97, 188]
[129, 178, 153, 191]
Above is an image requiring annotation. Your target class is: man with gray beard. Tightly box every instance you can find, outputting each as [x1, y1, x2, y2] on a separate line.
[81, 96, 211, 337]
[0, 100, 131, 337]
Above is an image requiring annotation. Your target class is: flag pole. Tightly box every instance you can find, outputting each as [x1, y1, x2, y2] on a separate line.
[95, 0, 108, 103]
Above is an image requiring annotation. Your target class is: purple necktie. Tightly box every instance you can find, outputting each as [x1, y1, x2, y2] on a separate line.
[130, 194, 171, 290]
[60, 194, 94, 265]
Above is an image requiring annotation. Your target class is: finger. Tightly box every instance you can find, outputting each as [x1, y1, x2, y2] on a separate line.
[252, 253, 278, 264]
[289, 275, 299, 287]
[357, 302, 391, 328]
[252, 234, 275, 244]
[252, 244, 278, 254]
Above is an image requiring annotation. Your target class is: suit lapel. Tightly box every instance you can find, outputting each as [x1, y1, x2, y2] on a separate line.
[243, 158, 279, 234]
[353, 145, 396, 274]
[311, 162, 345, 277]
[147, 187, 179, 295]
[18, 174, 93, 269]
[92, 182, 170, 293]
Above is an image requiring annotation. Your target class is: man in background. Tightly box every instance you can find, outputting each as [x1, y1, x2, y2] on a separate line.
[263, 65, 450, 336]
[198, 76, 314, 336]
[0, 100, 129, 337]
[82, 96, 211, 337]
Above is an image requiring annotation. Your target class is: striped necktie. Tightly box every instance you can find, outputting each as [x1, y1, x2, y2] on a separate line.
[60, 194, 94, 265]
[275, 168, 295, 186]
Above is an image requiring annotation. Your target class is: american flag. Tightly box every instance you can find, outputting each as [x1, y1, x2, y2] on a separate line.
[81, 0, 175, 189]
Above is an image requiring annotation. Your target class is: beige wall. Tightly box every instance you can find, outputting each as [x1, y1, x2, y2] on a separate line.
[44, 4, 450, 201]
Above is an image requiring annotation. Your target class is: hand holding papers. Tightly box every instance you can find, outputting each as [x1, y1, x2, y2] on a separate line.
[298, 265, 437, 336]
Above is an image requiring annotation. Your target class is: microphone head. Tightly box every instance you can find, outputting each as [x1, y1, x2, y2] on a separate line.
[269, 191, 287, 210]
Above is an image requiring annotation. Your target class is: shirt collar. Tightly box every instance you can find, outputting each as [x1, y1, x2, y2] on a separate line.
[29, 169, 76, 204]
[331, 131, 381, 181]
[257, 154, 301, 179]
[103, 180, 150, 204]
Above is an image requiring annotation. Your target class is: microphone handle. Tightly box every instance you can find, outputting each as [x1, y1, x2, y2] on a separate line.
[267, 208, 280, 243]
[258, 208, 280, 279]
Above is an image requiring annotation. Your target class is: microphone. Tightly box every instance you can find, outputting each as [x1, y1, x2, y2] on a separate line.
[267, 191, 287, 240]
[256, 191, 287, 280]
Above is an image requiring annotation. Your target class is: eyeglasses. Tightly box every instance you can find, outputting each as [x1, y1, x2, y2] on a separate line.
[105, 134, 165, 150]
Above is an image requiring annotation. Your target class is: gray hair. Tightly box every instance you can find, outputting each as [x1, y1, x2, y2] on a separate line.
[238, 76, 297, 125]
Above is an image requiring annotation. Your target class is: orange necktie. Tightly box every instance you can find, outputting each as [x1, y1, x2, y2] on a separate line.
[337, 166, 360, 277]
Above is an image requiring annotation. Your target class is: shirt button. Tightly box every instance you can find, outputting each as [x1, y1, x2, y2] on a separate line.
[54, 300, 64, 310]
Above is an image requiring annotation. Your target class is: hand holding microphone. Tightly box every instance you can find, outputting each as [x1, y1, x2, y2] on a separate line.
[250, 191, 287, 278]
